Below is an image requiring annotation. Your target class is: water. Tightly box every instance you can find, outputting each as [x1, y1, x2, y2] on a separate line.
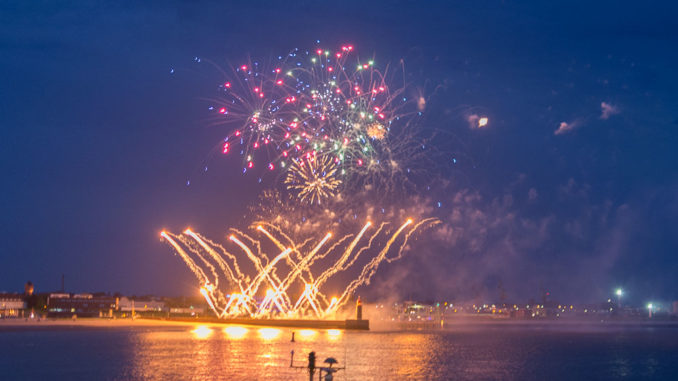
[1, 323, 677, 380]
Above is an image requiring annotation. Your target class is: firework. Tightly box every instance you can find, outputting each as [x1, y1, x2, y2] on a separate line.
[200, 44, 428, 193]
[285, 154, 341, 204]
[366, 122, 387, 140]
[162, 44, 443, 321]
[161, 217, 439, 319]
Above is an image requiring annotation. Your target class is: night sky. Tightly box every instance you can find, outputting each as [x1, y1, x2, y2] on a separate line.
[1, 1, 677, 305]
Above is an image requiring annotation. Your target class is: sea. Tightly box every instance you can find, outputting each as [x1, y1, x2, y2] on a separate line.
[1, 322, 677, 380]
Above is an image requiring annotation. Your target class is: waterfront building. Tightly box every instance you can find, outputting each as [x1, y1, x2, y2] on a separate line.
[47, 293, 118, 318]
[118, 297, 166, 312]
[169, 307, 205, 316]
[0, 294, 26, 318]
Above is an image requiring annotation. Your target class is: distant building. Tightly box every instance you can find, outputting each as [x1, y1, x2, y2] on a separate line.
[24, 281, 34, 296]
[118, 297, 166, 312]
[169, 307, 205, 316]
[510, 309, 528, 319]
[47, 293, 118, 318]
[0, 294, 25, 318]
[23, 281, 39, 312]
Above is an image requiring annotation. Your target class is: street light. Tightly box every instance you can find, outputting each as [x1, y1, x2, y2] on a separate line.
[647, 303, 653, 318]
[615, 288, 623, 310]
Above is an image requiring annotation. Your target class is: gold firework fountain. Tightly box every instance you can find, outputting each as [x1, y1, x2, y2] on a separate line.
[161, 218, 438, 329]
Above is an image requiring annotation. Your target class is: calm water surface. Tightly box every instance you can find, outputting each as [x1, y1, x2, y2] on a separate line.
[1, 323, 677, 380]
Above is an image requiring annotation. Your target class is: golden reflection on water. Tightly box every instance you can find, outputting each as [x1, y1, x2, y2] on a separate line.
[391, 332, 437, 378]
[223, 326, 248, 339]
[129, 326, 458, 380]
[191, 325, 213, 339]
[257, 327, 281, 340]
[327, 329, 342, 340]
[298, 329, 317, 339]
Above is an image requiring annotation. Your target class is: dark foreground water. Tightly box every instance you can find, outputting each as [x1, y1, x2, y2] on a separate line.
[1, 323, 677, 380]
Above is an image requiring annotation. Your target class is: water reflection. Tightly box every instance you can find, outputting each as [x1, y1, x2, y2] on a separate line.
[191, 325, 213, 339]
[123, 325, 678, 380]
[258, 327, 281, 340]
[224, 326, 248, 339]
[298, 329, 317, 339]
[327, 329, 342, 340]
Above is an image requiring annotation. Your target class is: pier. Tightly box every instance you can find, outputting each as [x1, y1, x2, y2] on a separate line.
[150, 317, 369, 330]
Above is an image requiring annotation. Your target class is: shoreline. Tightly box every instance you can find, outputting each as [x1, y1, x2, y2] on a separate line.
[0, 317, 198, 329]
[2, 317, 677, 331]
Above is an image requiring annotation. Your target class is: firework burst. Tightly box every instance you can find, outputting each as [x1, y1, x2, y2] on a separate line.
[199, 44, 430, 194]
[285, 154, 341, 205]
[366, 122, 387, 140]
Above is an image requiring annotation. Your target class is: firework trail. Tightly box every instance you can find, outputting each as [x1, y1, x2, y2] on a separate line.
[161, 217, 436, 319]
[184, 230, 245, 286]
[160, 232, 208, 285]
[312, 221, 372, 289]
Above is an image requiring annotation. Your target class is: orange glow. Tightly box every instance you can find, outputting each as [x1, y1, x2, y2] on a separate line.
[299, 329, 317, 338]
[258, 328, 281, 340]
[223, 326, 248, 339]
[163, 217, 440, 320]
[192, 325, 213, 339]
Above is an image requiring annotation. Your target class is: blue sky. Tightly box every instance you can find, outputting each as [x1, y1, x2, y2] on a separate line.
[1, 1, 677, 304]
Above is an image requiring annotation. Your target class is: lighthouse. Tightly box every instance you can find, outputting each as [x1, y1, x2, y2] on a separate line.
[356, 296, 363, 320]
